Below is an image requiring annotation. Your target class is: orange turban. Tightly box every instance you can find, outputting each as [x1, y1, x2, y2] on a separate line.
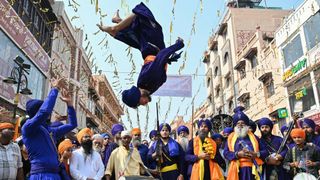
[58, 139, 73, 155]
[131, 128, 141, 135]
[0, 123, 14, 130]
[291, 128, 306, 139]
[77, 128, 93, 143]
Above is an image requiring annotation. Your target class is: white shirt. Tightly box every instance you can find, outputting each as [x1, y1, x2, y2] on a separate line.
[70, 147, 105, 180]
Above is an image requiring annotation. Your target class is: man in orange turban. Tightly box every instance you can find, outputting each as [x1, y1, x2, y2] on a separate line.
[131, 127, 149, 166]
[283, 128, 320, 178]
[0, 122, 23, 179]
[70, 127, 104, 179]
[58, 139, 73, 177]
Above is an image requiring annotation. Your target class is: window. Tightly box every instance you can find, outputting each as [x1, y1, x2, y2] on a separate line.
[23, 0, 30, 15]
[33, 13, 39, 29]
[239, 67, 246, 79]
[303, 12, 320, 50]
[266, 80, 275, 98]
[207, 77, 211, 88]
[243, 97, 250, 109]
[223, 52, 229, 65]
[250, 55, 258, 69]
[288, 75, 316, 112]
[214, 66, 219, 77]
[228, 100, 234, 113]
[225, 76, 230, 88]
[283, 35, 303, 68]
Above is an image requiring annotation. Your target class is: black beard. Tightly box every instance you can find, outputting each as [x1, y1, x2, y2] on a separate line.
[261, 131, 271, 138]
[81, 140, 93, 154]
[306, 132, 314, 143]
[199, 131, 208, 141]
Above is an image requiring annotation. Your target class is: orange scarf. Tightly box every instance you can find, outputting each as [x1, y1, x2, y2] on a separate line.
[190, 136, 224, 180]
[144, 55, 168, 71]
[227, 132, 263, 180]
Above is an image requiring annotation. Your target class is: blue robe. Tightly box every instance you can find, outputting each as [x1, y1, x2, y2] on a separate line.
[311, 134, 320, 148]
[103, 142, 119, 166]
[223, 135, 268, 180]
[22, 88, 77, 180]
[260, 135, 290, 180]
[148, 138, 185, 179]
[114, 2, 184, 94]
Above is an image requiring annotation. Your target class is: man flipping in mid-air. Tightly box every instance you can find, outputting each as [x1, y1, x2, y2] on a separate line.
[98, 2, 184, 108]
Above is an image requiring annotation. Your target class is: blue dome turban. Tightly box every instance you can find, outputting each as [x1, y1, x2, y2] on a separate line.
[111, 124, 124, 136]
[280, 125, 288, 135]
[233, 106, 249, 125]
[212, 133, 223, 140]
[249, 120, 257, 133]
[149, 130, 157, 139]
[177, 125, 189, 135]
[300, 118, 316, 131]
[258, 117, 273, 130]
[197, 118, 212, 131]
[223, 127, 233, 134]
[26, 99, 44, 118]
[159, 123, 171, 132]
[122, 86, 141, 108]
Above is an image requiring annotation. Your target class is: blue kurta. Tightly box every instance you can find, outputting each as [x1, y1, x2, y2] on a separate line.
[260, 135, 290, 180]
[223, 135, 268, 180]
[22, 88, 77, 180]
[148, 138, 185, 179]
[103, 142, 119, 167]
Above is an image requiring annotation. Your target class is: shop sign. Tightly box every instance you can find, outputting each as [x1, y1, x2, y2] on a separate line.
[283, 58, 307, 81]
[0, 0, 50, 73]
[295, 87, 307, 100]
[278, 108, 288, 118]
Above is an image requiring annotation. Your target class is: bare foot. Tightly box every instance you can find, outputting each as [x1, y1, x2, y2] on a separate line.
[97, 24, 117, 37]
[112, 10, 122, 23]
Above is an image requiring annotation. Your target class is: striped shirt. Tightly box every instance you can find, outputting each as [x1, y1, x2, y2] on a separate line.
[0, 142, 23, 180]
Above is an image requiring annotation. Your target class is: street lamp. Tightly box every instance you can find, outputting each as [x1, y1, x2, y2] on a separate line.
[2, 56, 32, 122]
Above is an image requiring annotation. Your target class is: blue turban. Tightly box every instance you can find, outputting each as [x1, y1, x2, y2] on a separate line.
[258, 117, 273, 130]
[159, 123, 171, 132]
[50, 121, 63, 128]
[26, 99, 44, 118]
[223, 127, 233, 134]
[101, 133, 110, 139]
[177, 125, 189, 135]
[280, 125, 288, 135]
[300, 118, 316, 131]
[233, 106, 249, 125]
[212, 133, 223, 140]
[249, 120, 257, 133]
[122, 86, 141, 108]
[149, 130, 157, 139]
[111, 124, 124, 136]
[197, 118, 212, 131]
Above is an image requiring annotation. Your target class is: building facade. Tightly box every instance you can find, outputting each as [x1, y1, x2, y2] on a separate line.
[275, 0, 320, 124]
[203, 2, 291, 125]
[0, 0, 57, 122]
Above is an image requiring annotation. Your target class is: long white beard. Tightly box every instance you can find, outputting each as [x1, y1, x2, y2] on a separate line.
[93, 146, 102, 153]
[178, 137, 189, 151]
[132, 139, 141, 147]
[234, 125, 249, 138]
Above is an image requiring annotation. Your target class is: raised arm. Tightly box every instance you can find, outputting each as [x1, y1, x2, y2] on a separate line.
[156, 38, 184, 61]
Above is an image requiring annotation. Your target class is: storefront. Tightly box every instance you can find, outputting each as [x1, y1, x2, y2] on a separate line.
[0, 0, 50, 116]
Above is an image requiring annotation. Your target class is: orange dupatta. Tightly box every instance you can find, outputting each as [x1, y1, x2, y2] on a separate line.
[144, 55, 168, 71]
[190, 136, 224, 180]
[227, 132, 264, 180]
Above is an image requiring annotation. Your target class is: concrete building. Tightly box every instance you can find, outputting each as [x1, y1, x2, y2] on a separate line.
[203, 1, 291, 125]
[275, 0, 320, 124]
[0, 0, 57, 122]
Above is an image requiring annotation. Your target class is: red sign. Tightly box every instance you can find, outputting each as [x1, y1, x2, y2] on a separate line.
[0, 0, 50, 73]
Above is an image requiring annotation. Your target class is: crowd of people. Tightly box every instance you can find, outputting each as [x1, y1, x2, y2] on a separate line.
[1, 78, 320, 180]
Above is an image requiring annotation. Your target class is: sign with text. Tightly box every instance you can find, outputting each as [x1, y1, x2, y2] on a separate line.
[0, 0, 50, 73]
[153, 75, 192, 97]
[278, 108, 288, 118]
[283, 58, 307, 81]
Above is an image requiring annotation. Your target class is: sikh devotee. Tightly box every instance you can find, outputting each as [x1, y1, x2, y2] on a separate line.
[186, 119, 224, 180]
[22, 78, 77, 179]
[148, 123, 185, 180]
[177, 125, 190, 152]
[70, 128, 104, 180]
[300, 118, 320, 148]
[283, 128, 320, 179]
[224, 107, 268, 180]
[98, 2, 184, 108]
[105, 130, 146, 180]
[148, 130, 158, 148]
[103, 123, 124, 166]
[92, 134, 105, 158]
[257, 117, 288, 180]
[0, 122, 23, 180]
[58, 139, 74, 179]
[131, 127, 149, 166]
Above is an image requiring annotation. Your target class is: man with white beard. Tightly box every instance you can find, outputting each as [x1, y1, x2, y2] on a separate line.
[131, 128, 149, 166]
[177, 125, 189, 152]
[93, 134, 104, 158]
[224, 106, 268, 180]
